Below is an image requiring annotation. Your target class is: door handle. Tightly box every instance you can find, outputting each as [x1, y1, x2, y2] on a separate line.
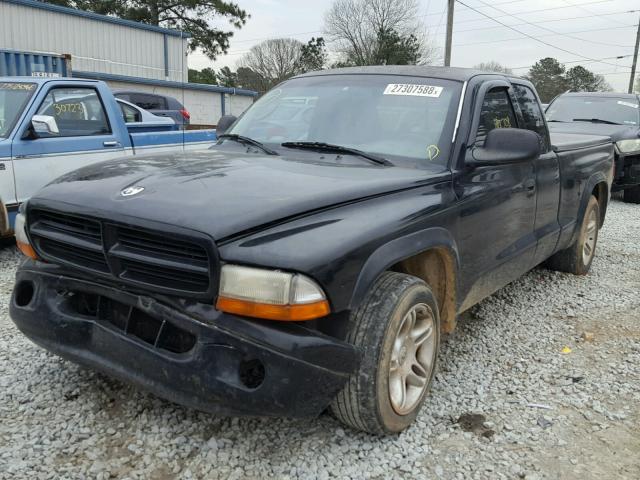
[103, 141, 119, 147]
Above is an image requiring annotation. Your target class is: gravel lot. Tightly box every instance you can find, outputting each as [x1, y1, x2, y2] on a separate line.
[1, 199, 638, 480]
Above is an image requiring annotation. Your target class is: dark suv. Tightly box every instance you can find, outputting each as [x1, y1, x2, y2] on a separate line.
[114, 91, 190, 128]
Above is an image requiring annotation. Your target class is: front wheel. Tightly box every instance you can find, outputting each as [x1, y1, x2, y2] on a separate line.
[545, 195, 600, 275]
[330, 272, 440, 434]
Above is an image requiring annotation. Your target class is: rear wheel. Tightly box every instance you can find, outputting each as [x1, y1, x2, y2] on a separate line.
[330, 272, 440, 434]
[545, 195, 600, 275]
[623, 185, 640, 204]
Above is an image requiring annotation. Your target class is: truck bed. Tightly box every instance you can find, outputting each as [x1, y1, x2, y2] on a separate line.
[550, 132, 611, 152]
[129, 129, 216, 153]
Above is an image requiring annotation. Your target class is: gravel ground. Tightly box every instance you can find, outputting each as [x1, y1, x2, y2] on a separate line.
[0, 200, 638, 480]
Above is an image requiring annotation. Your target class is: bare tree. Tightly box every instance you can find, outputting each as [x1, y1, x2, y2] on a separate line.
[237, 38, 305, 92]
[473, 61, 513, 75]
[324, 0, 439, 66]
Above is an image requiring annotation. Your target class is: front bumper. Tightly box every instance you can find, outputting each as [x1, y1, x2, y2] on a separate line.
[10, 260, 359, 418]
[613, 153, 640, 190]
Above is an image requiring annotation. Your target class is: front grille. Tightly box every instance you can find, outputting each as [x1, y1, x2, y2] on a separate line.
[30, 210, 109, 273]
[67, 291, 196, 354]
[29, 208, 214, 299]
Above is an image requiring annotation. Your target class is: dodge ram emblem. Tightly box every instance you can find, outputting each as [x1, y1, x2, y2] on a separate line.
[121, 186, 145, 197]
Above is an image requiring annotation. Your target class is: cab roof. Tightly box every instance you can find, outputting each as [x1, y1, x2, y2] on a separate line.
[295, 65, 526, 83]
[0, 76, 98, 85]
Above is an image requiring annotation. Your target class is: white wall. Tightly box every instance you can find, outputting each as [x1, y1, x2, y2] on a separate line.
[105, 80, 253, 125]
[0, 2, 187, 81]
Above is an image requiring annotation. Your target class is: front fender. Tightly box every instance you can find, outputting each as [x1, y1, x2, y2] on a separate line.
[349, 227, 460, 311]
[219, 180, 458, 315]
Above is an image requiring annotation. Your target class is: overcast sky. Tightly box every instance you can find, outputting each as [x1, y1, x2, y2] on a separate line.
[188, 0, 640, 92]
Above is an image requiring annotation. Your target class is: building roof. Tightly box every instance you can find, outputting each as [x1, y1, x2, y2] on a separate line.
[5, 0, 190, 38]
[74, 71, 258, 97]
[295, 65, 526, 82]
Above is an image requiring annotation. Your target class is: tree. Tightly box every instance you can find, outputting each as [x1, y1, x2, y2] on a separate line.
[473, 61, 513, 75]
[237, 38, 305, 93]
[298, 37, 328, 72]
[217, 66, 238, 87]
[527, 58, 613, 102]
[324, 0, 438, 66]
[565, 66, 611, 92]
[526, 57, 568, 103]
[373, 28, 420, 65]
[42, 0, 248, 59]
[636, 75, 640, 94]
[188, 67, 217, 85]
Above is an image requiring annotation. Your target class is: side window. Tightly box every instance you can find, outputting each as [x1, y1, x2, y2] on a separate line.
[513, 84, 550, 152]
[129, 93, 166, 110]
[119, 101, 141, 123]
[475, 88, 517, 146]
[36, 88, 110, 137]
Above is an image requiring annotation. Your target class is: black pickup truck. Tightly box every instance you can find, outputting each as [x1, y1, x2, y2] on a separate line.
[546, 92, 640, 203]
[10, 67, 614, 435]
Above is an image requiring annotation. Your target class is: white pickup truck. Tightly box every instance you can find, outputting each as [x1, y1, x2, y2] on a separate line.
[0, 77, 216, 236]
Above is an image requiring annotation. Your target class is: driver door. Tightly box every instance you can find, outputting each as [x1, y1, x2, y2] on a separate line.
[455, 84, 538, 311]
[11, 86, 125, 204]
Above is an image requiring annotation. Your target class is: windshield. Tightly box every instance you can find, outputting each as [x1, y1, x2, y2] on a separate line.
[0, 82, 37, 138]
[228, 75, 462, 166]
[546, 96, 640, 126]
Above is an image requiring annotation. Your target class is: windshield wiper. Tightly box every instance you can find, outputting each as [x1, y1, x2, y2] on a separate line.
[218, 134, 279, 155]
[280, 142, 393, 166]
[546, 119, 567, 123]
[572, 118, 622, 125]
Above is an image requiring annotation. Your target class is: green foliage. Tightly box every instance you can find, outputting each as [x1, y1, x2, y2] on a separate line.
[298, 37, 327, 72]
[217, 67, 238, 88]
[634, 75, 640, 94]
[373, 28, 420, 65]
[565, 66, 611, 93]
[526, 58, 611, 103]
[40, 0, 248, 59]
[526, 57, 568, 103]
[188, 67, 217, 85]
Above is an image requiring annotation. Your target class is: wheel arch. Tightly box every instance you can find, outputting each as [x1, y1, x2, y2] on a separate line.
[590, 178, 609, 228]
[349, 227, 459, 333]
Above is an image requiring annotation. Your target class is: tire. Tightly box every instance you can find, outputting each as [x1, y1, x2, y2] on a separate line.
[330, 272, 440, 435]
[623, 185, 640, 204]
[545, 195, 600, 275]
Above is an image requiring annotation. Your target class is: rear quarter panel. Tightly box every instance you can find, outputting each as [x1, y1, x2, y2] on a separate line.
[552, 135, 613, 250]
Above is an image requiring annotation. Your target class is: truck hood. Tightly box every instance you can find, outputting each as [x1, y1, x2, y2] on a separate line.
[31, 149, 444, 241]
[548, 122, 640, 142]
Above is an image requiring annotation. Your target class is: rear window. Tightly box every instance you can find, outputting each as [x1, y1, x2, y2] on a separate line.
[128, 93, 167, 110]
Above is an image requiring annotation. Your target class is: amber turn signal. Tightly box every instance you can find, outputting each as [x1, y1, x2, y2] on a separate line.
[17, 240, 38, 260]
[216, 296, 330, 321]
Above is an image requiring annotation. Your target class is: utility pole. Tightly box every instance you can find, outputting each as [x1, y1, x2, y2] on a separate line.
[629, 14, 640, 94]
[445, 0, 455, 67]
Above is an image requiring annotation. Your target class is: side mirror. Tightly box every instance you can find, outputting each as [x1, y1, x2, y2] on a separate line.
[472, 128, 541, 166]
[31, 115, 59, 137]
[216, 115, 237, 135]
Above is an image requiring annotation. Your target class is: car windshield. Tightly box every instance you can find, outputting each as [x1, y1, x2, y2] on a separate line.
[228, 75, 462, 166]
[0, 82, 37, 138]
[546, 96, 640, 126]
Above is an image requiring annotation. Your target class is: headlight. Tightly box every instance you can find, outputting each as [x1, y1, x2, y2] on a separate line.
[616, 139, 640, 154]
[15, 203, 38, 260]
[215, 264, 330, 321]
